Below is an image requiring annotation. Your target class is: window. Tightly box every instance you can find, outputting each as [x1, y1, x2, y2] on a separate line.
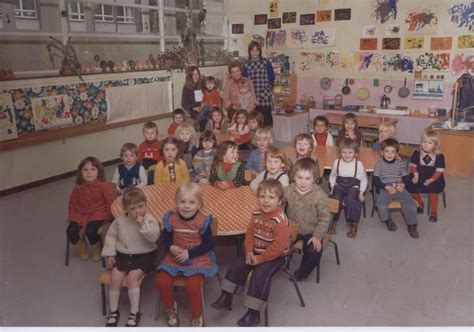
[94, 4, 114, 22]
[15, 0, 37, 19]
[69, 2, 85, 21]
[116, 6, 135, 24]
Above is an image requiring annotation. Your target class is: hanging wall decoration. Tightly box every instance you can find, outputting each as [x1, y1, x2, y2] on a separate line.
[340, 52, 358, 69]
[405, 36, 424, 49]
[287, 29, 308, 48]
[326, 51, 341, 68]
[0, 93, 18, 141]
[254, 14, 268, 25]
[362, 25, 376, 37]
[31, 95, 72, 130]
[386, 24, 400, 35]
[269, 1, 280, 18]
[309, 28, 336, 48]
[382, 38, 400, 50]
[282, 12, 297, 24]
[360, 38, 377, 50]
[451, 54, 474, 75]
[316, 10, 332, 22]
[299, 52, 325, 71]
[334, 8, 351, 21]
[405, 8, 439, 34]
[416, 53, 450, 70]
[384, 54, 415, 73]
[266, 30, 286, 48]
[431, 37, 452, 51]
[252, 34, 266, 47]
[300, 14, 316, 25]
[447, 2, 474, 32]
[458, 35, 474, 48]
[231, 24, 244, 34]
[268, 18, 282, 29]
[372, 0, 398, 23]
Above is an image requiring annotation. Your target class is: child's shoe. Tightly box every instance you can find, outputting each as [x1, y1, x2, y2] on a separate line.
[429, 215, 438, 223]
[417, 207, 424, 214]
[407, 225, 419, 238]
[237, 309, 260, 327]
[211, 291, 233, 311]
[105, 310, 120, 327]
[329, 221, 337, 234]
[190, 315, 204, 327]
[125, 312, 141, 327]
[166, 302, 179, 327]
[347, 223, 358, 238]
[90, 243, 102, 262]
[384, 219, 397, 232]
[77, 238, 89, 261]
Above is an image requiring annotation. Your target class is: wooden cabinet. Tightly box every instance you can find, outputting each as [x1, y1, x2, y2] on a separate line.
[437, 129, 474, 177]
[272, 73, 297, 109]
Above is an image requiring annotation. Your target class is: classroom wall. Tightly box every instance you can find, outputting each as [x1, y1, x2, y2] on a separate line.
[0, 66, 228, 191]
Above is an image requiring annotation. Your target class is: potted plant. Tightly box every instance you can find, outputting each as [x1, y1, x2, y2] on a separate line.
[46, 36, 83, 81]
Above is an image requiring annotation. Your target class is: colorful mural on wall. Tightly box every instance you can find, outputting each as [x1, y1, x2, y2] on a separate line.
[447, 2, 474, 32]
[372, 0, 398, 23]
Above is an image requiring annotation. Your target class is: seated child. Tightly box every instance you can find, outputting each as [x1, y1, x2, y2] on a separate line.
[245, 128, 273, 177]
[250, 146, 290, 192]
[112, 143, 147, 194]
[228, 109, 253, 157]
[67, 157, 115, 262]
[209, 140, 247, 189]
[211, 179, 291, 327]
[205, 106, 228, 134]
[168, 108, 186, 136]
[237, 79, 256, 114]
[138, 121, 161, 185]
[336, 112, 362, 146]
[247, 111, 264, 143]
[329, 138, 367, 238]
[174, 123, 197, 176]
[156, 183, 218, 327]
[102, 188, 160, 327]
[284, 158, 330, 281]
[193, 130, 217, 184]
[312, 115, 334, 146]
[372, 123, 397, 151]
[202, 76, 221, 110]
[373, 138, 419, 238]
[407, 129, 446, 223]
[289, 133, 320, 180]
[154, 137, 190, 184]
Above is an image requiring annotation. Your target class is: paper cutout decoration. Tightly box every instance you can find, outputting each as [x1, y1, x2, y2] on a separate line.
[269, 1, 280, 18]
[300, 14, 315, 25]
[231, 24, 244, 34]
[31, 95, 72, 130]
[431, 37, 452, 51]
[458, 35, 474, 48]
[334, 8, 351, 21]
[386, 24, 400, 35]
[384, 54, 415, 73]
[447, 2, 474, 32]
[299, 52, 325, 71]
[405, 36, 424, 49]
[382, 38, 400, 50]
[268, 18, 282, 29]
[0, 93, 18, 141]
[266, 30, 286, 48]
[287, 29, 308, 48]
[252, 34, 265, 47]
[451, 54, 474, 75]
[416, 53, 450, 70]
[372, 0, 398, 23]
[317, 10, 332, 22]
[363, 25, 376, 37]
[326, 51, 341, 68]
[282, 12, 297, 24]
[254, 14, 268, 25]
[360, 38, 377, 50]
[340, 52, 358, 69]
[309, 28, 336, 48]
[405, 8, 438, 34]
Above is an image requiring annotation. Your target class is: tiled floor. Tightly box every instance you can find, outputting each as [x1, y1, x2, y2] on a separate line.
[0, 164, 472, 327]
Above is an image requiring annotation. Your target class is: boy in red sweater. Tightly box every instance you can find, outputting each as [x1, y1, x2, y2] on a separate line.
[167, 108, 186, 136]
[138, 122, 161, 184]
[202, 76, 221, 109]
[211, 179, 291, 326]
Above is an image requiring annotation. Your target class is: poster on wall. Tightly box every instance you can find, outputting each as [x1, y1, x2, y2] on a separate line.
[360, 38, 377, 50]
[299, 52, 325, 71]
[268, 18, 282, 29]
[362, 25, 376, 37]
[231, 24, 244, 34]
[416, 53, 450, 71]
[31, 95, 72, 130]
[316, 10, 332, 22]
[266, 30, 287, 48]
[300, 14, 315, 25]
[0, 93, 18, 141]
[372, 0, 398, 23]
[405, 7, 439, 34]
[287, 29, 308, 48]
[386, 24, 400, 35]
[254, 14, 268, 25]
[269, 1, 280, 18]
[451, 54, 474, 75]
[458, 35, 474, 48]
[309, 28, 336, 48]
[431, 37, 452, 51]
[334, 8, 351, 21]
[282, 12, 296, 24]
[405, 36, 424, 49]
[447, 2, 474, 32]
[382, 38, 400, 50]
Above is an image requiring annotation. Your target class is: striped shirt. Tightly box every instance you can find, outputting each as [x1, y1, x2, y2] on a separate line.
[373, 158, 408, 186]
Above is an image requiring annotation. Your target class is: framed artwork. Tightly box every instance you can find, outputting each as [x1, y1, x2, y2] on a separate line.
[254, 14, 267, 25]
[405, 36, 424, 49]
[231, 24, 244, 34]
[310, 28, 336, 48]
[31, 95, 72, 130]
[268, 18, 282, 29]
[360, 38, 377, 50]
[431, 37, 452, 51]
[300, 13, 315, 25]
[382, 38, 401, 50]
[458, 35, 474, 48]
[0, 93, 18, 141]
[282, 11, 297, 24]
[269, 1, 280, 18]
[316, 10, 332, 22]
[334, 8, 351, 21]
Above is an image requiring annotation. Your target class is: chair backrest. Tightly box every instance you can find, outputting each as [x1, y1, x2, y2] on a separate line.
[399, 144, 414, 159]
[329, 198, 339, 214]
[210, 217, 219, 236]
[244, 170, 253, 182]
[288, 219, 298, 242]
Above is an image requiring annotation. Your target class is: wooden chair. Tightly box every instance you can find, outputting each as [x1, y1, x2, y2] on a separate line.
[361, 133, 378, 147]
[371, 187, 419, 226]
[287, 198, 341, 284]
[154, 218, 219, 326]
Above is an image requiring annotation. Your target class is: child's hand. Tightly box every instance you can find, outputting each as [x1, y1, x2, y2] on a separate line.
[170, 245, 183, 257]
[385, 185, 397, 195]
[136, 215, 145, 227]
[176, 249, 189, 263]
[396, 183, 405, 192]
[192, 106, 201, 112]
[412, 173, 419, 184]
[359, 191, 365, 202]
[347, 132, 356, 140]
[216, 181, 229, 190]
[307, 237, 322, 252]
[148, 165, 156, 171]
[423, 178, 433, 186]
[106, 256, 115, 268]
[245, 252, 256, 265]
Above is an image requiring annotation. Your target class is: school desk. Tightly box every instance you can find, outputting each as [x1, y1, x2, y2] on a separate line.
[110, 182, 258, 236]
[310, 113, 399, 130]
[272, 110, 309, 142]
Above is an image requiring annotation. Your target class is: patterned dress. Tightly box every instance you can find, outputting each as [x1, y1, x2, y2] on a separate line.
[407, 150, 446, 193]
[243, 59, 273, 108]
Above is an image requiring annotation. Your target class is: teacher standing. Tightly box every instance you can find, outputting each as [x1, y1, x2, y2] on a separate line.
[242, 41, 275, 127]
[181, 65, 206, 131]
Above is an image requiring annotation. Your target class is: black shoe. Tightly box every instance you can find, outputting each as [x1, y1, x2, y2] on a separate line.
[125, 312, 141, 327]
[417, 207, 424, 214]
[384, 219, 398, 232]
[429, 215, 438, 223]
[408, 225, 419, 238]
[237, 309, 260, 327]
[105, 310, 120, 327]
[211, 291, 233, 311]
[292, 269, 309, 282]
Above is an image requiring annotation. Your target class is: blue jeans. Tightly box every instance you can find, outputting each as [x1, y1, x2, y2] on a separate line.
[295, 233, 322, 277]
[377, 189, 417, 225]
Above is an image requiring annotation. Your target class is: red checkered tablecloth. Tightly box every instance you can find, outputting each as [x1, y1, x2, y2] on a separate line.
[111, 183, 258, 236]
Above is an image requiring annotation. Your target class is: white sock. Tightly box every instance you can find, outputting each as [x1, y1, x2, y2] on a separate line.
[108, 289, 120, 312]
[128, 287, 140, 314]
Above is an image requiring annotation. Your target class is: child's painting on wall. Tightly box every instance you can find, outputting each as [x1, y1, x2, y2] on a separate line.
[0, 93, 18, 141]
[31, 95, 72, 130]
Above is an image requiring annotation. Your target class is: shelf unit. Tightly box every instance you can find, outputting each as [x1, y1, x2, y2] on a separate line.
[272, 73, 297, 110]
